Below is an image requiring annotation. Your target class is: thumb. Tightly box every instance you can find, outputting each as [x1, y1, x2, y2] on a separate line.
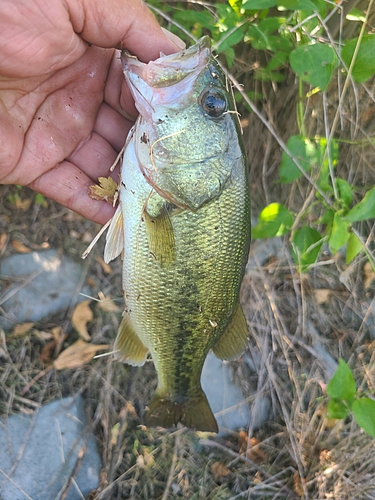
[66, 0, 184, 61]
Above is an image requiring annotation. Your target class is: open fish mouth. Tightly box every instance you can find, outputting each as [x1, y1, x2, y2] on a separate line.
[122, 36, 212, 119]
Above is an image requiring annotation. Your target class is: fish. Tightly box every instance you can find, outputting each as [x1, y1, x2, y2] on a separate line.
[104, 36, 251, 433]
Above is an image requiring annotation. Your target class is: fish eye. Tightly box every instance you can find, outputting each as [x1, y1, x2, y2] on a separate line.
[200, 89, 227, 118]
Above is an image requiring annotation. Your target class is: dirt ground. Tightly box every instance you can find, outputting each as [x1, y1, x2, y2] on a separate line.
[1, 36, 375, 500]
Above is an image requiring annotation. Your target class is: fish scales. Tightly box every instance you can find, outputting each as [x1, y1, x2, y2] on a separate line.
[105, 36, 251, 432]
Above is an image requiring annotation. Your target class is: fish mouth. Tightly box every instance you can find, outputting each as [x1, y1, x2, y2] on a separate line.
[122, 36, 211, 117]
[122, 36, 211, 88]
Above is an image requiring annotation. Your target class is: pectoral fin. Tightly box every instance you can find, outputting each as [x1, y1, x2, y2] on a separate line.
[143, 205, 175, 267]
[104, 204, 124, 264]
[212, 302, 248, 360]
[114, 315, 149, 366]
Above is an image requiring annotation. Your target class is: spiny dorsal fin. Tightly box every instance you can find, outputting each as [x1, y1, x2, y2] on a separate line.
[104, 204, 124, 264]
[114, 315, 149, 366]
[212, 302, 248, 361]
[143, 205, 175, 267]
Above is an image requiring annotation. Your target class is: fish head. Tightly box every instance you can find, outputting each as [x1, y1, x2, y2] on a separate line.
[122, 36, 245, 211]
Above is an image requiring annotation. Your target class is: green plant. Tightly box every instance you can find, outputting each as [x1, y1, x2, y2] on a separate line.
[327, 359, 375, 438]
[149, 0, 375, 271]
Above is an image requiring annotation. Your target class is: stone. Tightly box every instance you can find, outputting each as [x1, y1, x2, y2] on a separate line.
[0, 249, 90, 331]
[0, 396, 101, 500]
[202, 352, 270, 435]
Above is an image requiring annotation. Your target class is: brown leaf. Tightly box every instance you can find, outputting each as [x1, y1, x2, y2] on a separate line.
[95, 256, 113, 274]
[293, 472, 304, 497]
[40, 327, 67, 365]
[40, 340, 57, 365]
[14, 197, 32, 210]
[98, 291, 120, 312]
[238, 432, 266, 463]
[71, 300, 93, 341]
[11, 239, 31, 253]
[210, 461, 230, 482]
[53, 339, 109, 370]
[12, 322, 34, 337]
[0, 233, 8, 252]
[364, 261, 375, 290]
[89, 177, 118, 204]
[314, 289, 331, 304]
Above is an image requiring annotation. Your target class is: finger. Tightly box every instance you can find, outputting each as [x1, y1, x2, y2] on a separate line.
[104, 50, 138, 120]
[67, 132, 122, 181]
[93, 102, 132, 152]
[66, 0, 183, 61]
[29, 161, 116, 224]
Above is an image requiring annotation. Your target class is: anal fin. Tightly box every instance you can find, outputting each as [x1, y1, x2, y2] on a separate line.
[212, 302, 248, 361]
[104, 204, 124, 264]
[114, 315, 149, 366]
[143, 205, 175, 267]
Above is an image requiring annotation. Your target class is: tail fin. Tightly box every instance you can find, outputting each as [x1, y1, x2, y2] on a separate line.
[144, 390, 218, 433]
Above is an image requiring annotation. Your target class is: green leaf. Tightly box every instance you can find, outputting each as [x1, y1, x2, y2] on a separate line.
[266, 50, 289, 70]
[342, 35, 375, 83]
[346, 8, 366, 22]
[316, 138, 339, 192]
[327, 398, 349, 420]
[290, 43, 338, 91]
[328, 213, 350, 253]
[352, 398, 375, 437]
[291, 226, 323, 271]
[242, 0, 276, 9]
[346, 232, 363, 264]
[336, 178, 353, 207]
[277, 0, 317, 11]
[326, 359, 356, 401]
[280, 135, 319, 183]
[344, 188, 375, 222]
[252, 203, 293, 238]
[216, 26, 246, 52]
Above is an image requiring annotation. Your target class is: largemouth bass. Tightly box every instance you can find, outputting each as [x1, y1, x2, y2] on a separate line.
[104, 36, 251, 433]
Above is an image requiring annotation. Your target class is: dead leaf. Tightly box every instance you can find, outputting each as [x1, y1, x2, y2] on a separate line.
[82, 231, 93, 243]
[12, 322, 34, 337]
[39, 327, 67, 365]
[86, 277, 98, 288]
[314, 289, 331, 304]
[210, 461, 230, 482]
[14, 197, 32, 210]
[33, 330, 54, 341]
[40, 340, 58, 365]
[11, 239, 31, 253]
[71, 300, 93, 341]
[89, 177, 118, 204]
[293, 472, 304, 497]
[238, 432, 266, 462]
[0, 233, 8, 252]
[364, 261, 375, 290]
[53, 339, 109, 370]
[98, 291, 120, 312]
[95, 256, 113, 274]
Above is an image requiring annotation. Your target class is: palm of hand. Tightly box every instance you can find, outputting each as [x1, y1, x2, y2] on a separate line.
[0, 0, 180, 223]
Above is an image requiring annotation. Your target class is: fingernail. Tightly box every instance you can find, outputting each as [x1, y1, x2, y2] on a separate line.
[161, 27, 186, 50]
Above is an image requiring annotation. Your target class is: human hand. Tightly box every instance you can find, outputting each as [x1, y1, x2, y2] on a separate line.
[0, 0, 183, 224]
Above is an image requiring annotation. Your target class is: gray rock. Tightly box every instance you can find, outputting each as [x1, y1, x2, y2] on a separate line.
[0, 249, 90, 331]
[247, 237, 285, 269]
[202, 352, 264, 435]
[0, 396, 101, 500]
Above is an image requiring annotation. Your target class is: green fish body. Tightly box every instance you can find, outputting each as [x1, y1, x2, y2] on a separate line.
[105, 37, 251, 433]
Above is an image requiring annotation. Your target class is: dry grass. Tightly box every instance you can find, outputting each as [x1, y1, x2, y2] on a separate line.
[1, 5, 375, 498]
